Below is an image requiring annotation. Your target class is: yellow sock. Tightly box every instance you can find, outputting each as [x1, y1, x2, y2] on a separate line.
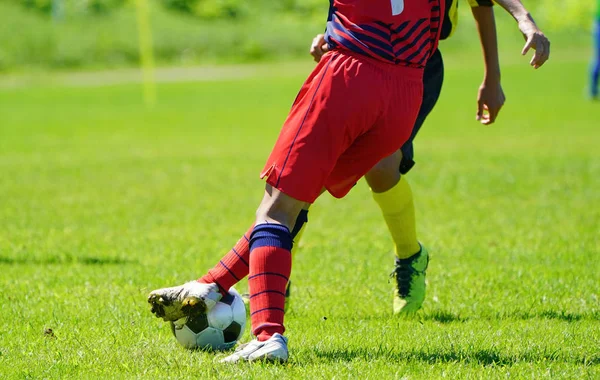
[371, 176, 420, 259]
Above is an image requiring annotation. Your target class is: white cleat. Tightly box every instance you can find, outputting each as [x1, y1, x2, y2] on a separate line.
[147, 281, 221, 322]
[220, 333, 289, 363]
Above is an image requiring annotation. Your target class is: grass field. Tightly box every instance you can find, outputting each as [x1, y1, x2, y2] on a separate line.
[0, 48, 599, 379]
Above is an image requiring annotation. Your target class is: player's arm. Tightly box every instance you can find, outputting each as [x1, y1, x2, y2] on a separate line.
[471, 3, 505, 125]
[491, 0, 550, 68]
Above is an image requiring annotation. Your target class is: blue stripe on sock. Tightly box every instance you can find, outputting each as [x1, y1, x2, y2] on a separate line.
[250, 307, 285, 316]
[250, 224, 293, 251]
[248, 272, 289, 281]
[219, 260, 239, 281]
[231, 247, 248, 267]
[249, 289, 286, 299]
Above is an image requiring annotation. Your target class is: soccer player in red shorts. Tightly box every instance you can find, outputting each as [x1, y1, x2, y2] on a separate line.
[148, 0, 446, 363]
[291, 0, 550, 316]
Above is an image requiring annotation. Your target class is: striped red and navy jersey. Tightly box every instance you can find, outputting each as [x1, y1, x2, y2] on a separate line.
[324, 0, 445, 67]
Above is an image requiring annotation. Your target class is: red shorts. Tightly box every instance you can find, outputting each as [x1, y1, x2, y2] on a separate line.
[261, 50, 424, 203]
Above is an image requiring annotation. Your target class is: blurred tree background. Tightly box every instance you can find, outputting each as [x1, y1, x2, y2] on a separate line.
[0, 0, 595, 72]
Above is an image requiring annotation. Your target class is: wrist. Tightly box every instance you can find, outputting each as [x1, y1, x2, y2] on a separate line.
[483, 71, 501, 84]
[515, 12, 534, 24]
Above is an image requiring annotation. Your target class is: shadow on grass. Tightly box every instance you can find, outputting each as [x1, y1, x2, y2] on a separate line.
[419, 310, 596, 322]
[513, 310, 589, 322]
[312, 347, 599, 366]
[0, 254, 136, 265]
[421, 310, 467, 323]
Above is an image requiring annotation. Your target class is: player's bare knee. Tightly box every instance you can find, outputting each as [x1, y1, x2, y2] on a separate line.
[365, 151, 402, 193]
[256, 185, 305, 229]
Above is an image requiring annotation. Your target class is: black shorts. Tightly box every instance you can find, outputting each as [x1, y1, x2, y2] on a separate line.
[399, 48, 444, 174]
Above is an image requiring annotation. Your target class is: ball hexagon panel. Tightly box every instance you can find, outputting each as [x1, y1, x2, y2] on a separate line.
[207, 302, 234, 330]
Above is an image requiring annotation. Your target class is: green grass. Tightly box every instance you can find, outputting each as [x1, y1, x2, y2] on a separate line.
[0, 47, 599, 378]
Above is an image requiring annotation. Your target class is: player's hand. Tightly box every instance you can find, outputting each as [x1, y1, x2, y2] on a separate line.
[518, 16, 550, 69]
[309, 34, 329, 63]
[477, 80, 505, 125]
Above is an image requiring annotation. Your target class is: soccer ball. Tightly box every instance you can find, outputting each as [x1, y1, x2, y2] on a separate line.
[169, 288, 246, 350]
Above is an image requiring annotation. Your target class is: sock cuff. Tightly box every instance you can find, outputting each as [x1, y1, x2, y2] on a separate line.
[250, 224, 293, 251]
[371, 176, 412, 209]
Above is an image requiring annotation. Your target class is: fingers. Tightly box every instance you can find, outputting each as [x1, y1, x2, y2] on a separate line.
[533, 36, 550, 68]
[478, 84, 505, 125]
[310, 34, 326, 63]
[478, 101, 505, 125]
[476, 100, 484, 122]
[482, 101, 505, 125]
[530, 38, 544, 68]
[523, 34, 550, 69]
[479, 104, 491, 125]
[309, 39, 323, 63]
[521, 35, 534, 56]
[485, 105, 499, 125]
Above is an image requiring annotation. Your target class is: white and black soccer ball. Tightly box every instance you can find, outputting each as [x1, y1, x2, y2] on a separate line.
[169, 287, 246, 350]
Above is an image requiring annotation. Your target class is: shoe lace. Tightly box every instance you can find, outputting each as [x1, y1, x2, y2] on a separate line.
[390, 255, 424, 298]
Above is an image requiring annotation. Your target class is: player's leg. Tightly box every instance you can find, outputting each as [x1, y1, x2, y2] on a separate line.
[200, 205, 308, 294]
[365, 49, 444, 315]
[221, 185, 305, 363]
[368, 49, 443, 257]
[224, 55, 359, 362]
[591, 18, 600, 99]
[224, 52, 423, 363]
[367, 153, 430, 316]
[366, 151, 418, 258]
[148, 210, 309, 321]
[149, 50, 372, 360]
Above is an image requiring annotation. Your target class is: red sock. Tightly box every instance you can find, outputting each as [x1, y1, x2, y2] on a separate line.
[199, 224, 254, 297]
[248, 224, 292, 341]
